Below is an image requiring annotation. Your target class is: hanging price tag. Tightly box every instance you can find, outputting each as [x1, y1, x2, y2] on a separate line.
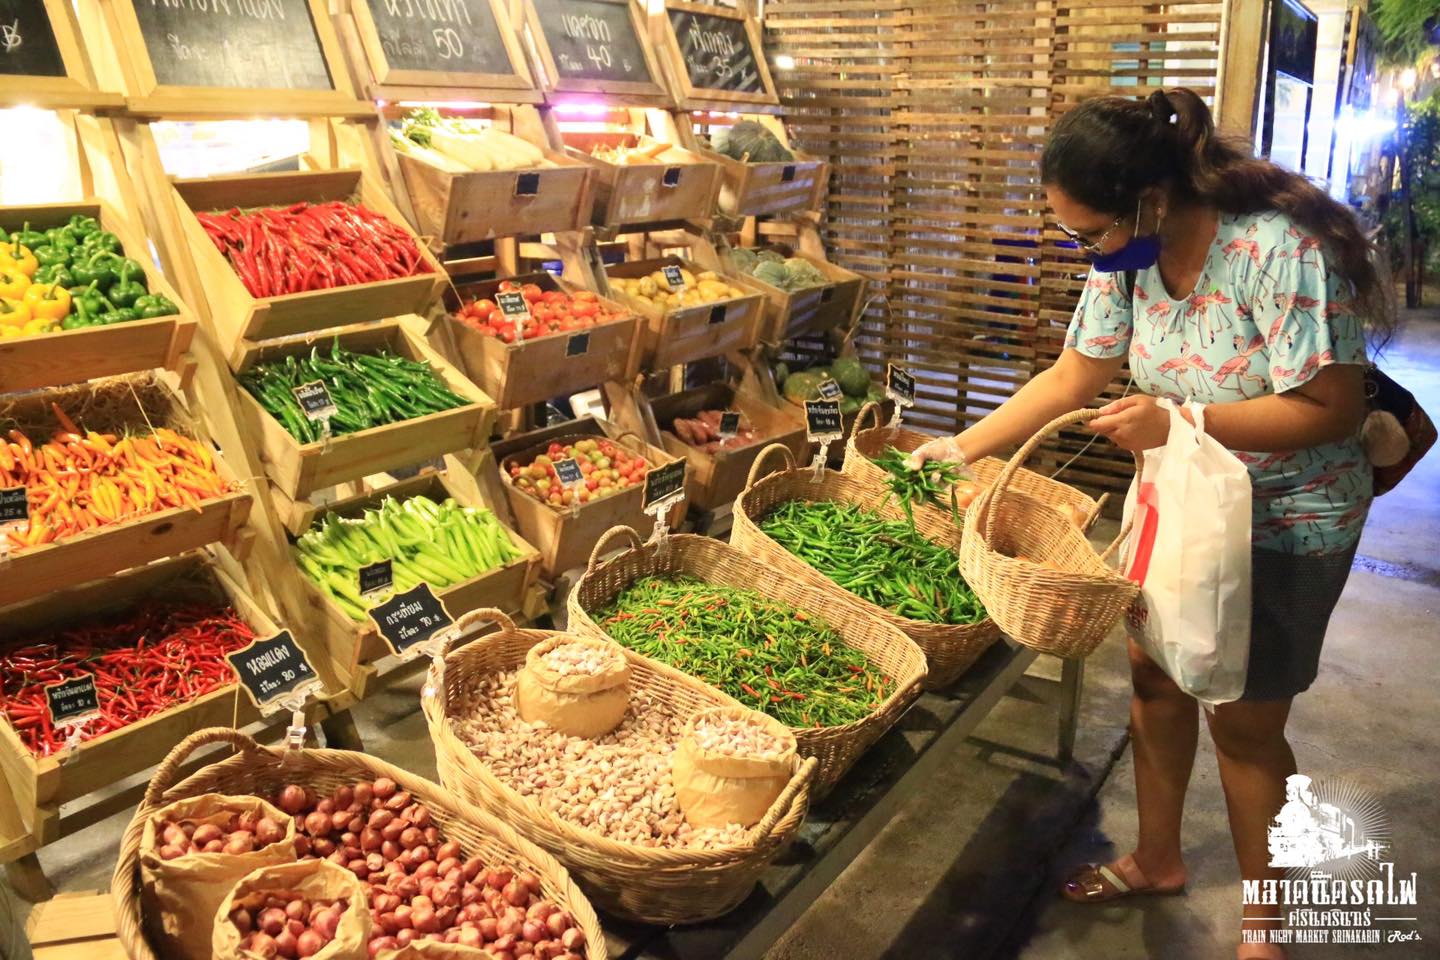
[553, 457, 585, 489]
[566, 331, 591, 357]
[369, 583, 455, 658]
[496, 290, 532, 322]
[662, 265, 687, 291]
[226, 631, 321, 711]
[0, 487, 28, 525]
[359, 559, 394, 599]
[718, 411, 742, 440]
[886, 364, 916, 406]
[816, 379, 844, 402]
[45, 676, 100, 728]
[643, 459, 686, 510]
[805, 400, 844, 442]
[293, 381, 337, 421]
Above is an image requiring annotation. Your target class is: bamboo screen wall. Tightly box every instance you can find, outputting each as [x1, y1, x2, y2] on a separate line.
[764, 0, 1224, 496]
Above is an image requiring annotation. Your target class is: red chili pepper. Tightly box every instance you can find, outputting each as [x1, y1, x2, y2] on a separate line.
[740, 683, 760, 699]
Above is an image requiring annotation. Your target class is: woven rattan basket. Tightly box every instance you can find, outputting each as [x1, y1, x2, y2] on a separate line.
[731, 444, 1002, 689]
[959, 409, 1139, 659]
[843, 402, 1107, 528]
[568, 525, 927, 795]
[111, 727, 606, 960]
[422, 608, 818, 925]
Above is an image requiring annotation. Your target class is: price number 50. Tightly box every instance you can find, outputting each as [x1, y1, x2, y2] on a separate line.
[433, 27, 464, 59]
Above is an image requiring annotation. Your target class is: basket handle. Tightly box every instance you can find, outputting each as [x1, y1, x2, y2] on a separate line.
[746, 442, 797, 487]
[754, 756, 818, 837]
[851, 401, 884, 438]
[611, 429, 647, 452]
[586, 525, 645, 574]
[447, 608, 518, 656]
[143, 727, 267, 808]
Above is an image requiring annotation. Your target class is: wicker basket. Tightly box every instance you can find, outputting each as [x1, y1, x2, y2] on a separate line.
[423, 608, 818, 925]
[567, 526, 927, 796]
[111, 728, 606, 960]
[842, 401, 1107, 529]
[731, 443, 1003, 689]
[959, 409, 1139, 659]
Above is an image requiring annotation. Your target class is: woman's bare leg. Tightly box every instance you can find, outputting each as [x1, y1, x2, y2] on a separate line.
[1126, 638, 1198, 884]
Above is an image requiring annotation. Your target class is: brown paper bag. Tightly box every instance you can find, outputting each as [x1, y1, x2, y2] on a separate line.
[515, 635, 630, 738]
[377, 942, 497, 959]
[213, 859, 370, 960]
[672, 707, 796, 829]
[140, 792, 297, 959]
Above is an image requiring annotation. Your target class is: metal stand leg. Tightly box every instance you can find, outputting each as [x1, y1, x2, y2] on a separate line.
[5, 853, 53, 903]
[318, 711, 365, 752]
[1057, 657, 1084, 766]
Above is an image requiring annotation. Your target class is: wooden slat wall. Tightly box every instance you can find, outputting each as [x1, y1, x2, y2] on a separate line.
[765, 0, 1224, 498]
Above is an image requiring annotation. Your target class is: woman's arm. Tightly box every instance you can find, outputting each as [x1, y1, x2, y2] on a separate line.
[1089, 363, 1366, 453]
[910, 349, 1125, 466]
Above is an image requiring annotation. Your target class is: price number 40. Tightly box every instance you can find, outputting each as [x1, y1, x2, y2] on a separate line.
[587, 44, 612, 70]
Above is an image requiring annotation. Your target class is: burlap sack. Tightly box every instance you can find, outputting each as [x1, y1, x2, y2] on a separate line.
[515, 635, 631, 738]
[672, 707, 797, 829]
[140, 792, 297, 959]
[213, 859, 369, 960]
[377, 942, 497, 959]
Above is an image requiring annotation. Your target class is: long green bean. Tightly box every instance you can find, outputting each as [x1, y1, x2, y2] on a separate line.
[597, 576, 889, 728]
[758, 500, 987, 625]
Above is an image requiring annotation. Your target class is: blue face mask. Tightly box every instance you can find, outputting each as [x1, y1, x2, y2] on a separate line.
[1090, 196, 1163, 273]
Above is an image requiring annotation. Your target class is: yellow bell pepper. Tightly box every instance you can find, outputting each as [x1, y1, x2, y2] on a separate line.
[22, 283, 71, 322]
[0, 298, 33, 328]
[0, 244, 38, 278]
[0, 268, 30, 300]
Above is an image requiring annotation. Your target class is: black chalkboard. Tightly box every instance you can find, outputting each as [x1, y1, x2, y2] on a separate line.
[805, 399, 842, 440]
[292, 380, 337, 421]
[45, 676, 99, 726]
[566, 331, 590, 357]
[643, 459, 686, 508]
[0, 486, 27, 524]
[718, 411, 741, 438]
[226, 631, 319, 709]
[667, 8, 762, 95]
[886, 363, 915, 405]
[359, 559, 394, 597]
[0, 0, 66, 79]
[369, 582, 454, 657]
[131, 0, 334, 92]
[362, 0, 511, 77]
[531, 0, 652, 85]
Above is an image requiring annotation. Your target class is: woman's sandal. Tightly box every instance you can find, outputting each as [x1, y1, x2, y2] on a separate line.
[1060, 853, 1186, 903]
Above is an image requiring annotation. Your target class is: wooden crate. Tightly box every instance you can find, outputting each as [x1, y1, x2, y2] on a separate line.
[444, 273, 642, 410]
[0, 374, 252, 609]
[0, 200, 195, 393]
[232, 318, 496, 501]
[395, 149, 595, 245]
[168, 169, 445, 355]
[729, 250, 866, 342]
[604, 256, 765, 369]
[26, 892, 125, 960]
[491, 420, 685, 576]
[0, 553, 273, 850]
[286, 472, 541, 683]
[649, 383, 808, 512]
[560, 132, 720, 227]
[705, 149, 828, 218]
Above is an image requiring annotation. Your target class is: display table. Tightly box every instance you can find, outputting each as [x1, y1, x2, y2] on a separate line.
[600, 641, 1082, 960]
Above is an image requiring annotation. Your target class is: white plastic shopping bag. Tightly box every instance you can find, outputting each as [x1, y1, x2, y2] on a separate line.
[1121, 399, 1252, 705]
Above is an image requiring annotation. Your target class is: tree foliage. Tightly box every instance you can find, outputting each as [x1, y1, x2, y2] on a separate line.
[1370, 0, 1439, 66]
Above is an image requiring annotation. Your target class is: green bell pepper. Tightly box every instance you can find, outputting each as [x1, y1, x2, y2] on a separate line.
[135, 293, 179, 319]
[108, 266, 147, 309]
[61, 310, 97, 331]
[44, 227, 80, 252]
[70, 256, 115, 289]
[32, 245, 68, 269]
[9, 223, 46, 250]
[32, 264, 74, 288]
[70, 281, 114, 319]
[66, 214, 100, 238]
[97, 307, 140, 326]
[80, 231, 122, 255]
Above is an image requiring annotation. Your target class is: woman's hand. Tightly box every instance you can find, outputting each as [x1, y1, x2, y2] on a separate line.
[1088, 395, 1187, 452]
[906, 435, 964, 470]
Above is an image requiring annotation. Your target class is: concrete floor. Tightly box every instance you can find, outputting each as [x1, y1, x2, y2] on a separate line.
[9, 310, 1439, 960]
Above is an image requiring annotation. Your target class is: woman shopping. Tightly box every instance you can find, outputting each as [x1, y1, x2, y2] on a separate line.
[910, 88, 1388, 960]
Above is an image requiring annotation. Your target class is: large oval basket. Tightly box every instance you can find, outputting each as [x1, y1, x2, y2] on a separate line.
[423, 608, 818, 926]
[731, 443, 1002, 688]
[959, 409, 1139, 658]
[111, 727, 607, 960]
[568, 525, 927, 796]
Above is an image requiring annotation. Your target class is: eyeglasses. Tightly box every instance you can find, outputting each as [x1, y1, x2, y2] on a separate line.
[1057, 195, 1143, 253]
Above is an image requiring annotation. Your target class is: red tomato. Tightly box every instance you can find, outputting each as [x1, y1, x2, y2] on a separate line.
[542, 290, 566, 305]
[521, 283, 543, 303]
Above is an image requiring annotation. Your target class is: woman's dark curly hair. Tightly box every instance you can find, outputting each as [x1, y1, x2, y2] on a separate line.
[1041, 88, 1391, 339]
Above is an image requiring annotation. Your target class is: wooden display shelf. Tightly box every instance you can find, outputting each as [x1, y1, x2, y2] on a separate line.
[726, 249, 865, 342]
[0, 552, 277, 852]
[231, 318, 496, 502]
[604, 256, 765, 369]
[286, 471, 541, 683]
[705, 148, 829, 219]
[491, 419, 684, 576]
[0, 374, 252, 609]
[443, 272, 643, 410]
[26, 891, 125, 960]
[559, 132, 721, 228]
[0, 199, 195, 394]
[167, 169, 445, 358]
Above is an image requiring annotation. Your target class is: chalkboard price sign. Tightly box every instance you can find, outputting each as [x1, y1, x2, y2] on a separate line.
[532, 0, 652, 85]
[45, 676, 100, 727]
[553, 457, 584, 488]
[886, 363, 916, 406]
[0, 486, 28, 525]
[667, 8, 762, 96]
[0, 0, 67, 79]
[131, 0, 334, 92]
[643, 459, 686, 508]
[359, 560, 394, 598]
[361, 0, 510, 78]
[805, 400, 843, 441]
[817, 379, 843, 402]
[718, 411, 741, 439]
[566, 331, 591, 357]
[369, 582, 455, 657]
[293, 381, 337, 421]
[226, 631, 319, 710]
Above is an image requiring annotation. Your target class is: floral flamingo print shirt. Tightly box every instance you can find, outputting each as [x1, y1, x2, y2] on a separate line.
[1065, 210, 1371, 555]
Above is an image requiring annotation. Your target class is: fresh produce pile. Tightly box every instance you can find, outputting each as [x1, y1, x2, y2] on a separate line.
[709, 120, 795, 163]
[588, 138, 677, 165]
[775, 357, 884, 415]
[870, 445, 971, 527]
[294, 495, 525, 621]
[238, 341, 470, 445]
[0, 601, 255, 757]
[154, 808, 287, 860]
[609, 266, 746, 316]
[224, 890, 348, 958]
[457, 670, 750, 849]
[453, 280, 629, 344]
[394, 108, 550, 172]
[2, 216, 179, 338]
[691, 711, 791, 760]
[668, 409, 760, 453]
[596, 577, 890, 729]
[727, 248, 827, 293]
[246, 778, 589, 957]
[758, 501, 988, 625]
[1, 407, 233, 551]
[505, 437, 650, 510]
[195, 202, 433, 299]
